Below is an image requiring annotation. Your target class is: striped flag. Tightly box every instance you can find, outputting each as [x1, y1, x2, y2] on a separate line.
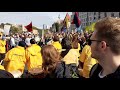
[63, 13, 70, 29]
[71, 12, 81, 28]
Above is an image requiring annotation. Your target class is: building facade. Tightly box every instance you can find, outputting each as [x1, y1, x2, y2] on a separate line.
[71, 12, 120, 31]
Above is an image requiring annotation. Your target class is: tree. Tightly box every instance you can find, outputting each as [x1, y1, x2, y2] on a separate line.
[0, 23, 4, 29]
[55, 22, 60, 32]
[10, 26, 22, 34]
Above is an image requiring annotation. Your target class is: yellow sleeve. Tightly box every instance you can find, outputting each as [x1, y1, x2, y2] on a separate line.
[25, 49, 30, 63]
[4, 50, 11, 62]
[78, 43, 81, 51]
[4, 50, 12, 69]
[0, 65, 5, 70]
[79, 46, 88, 63]
[0, 40, 6, 46]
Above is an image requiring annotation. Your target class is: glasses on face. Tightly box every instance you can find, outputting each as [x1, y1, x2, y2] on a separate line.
[88, 39, 101, 46]
[88, 39, 109, 46]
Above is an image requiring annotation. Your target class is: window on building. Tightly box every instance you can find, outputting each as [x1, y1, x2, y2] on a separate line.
[104, 12, 107, 17]
[83, 23, 84, 27]
[98, 12, 100, 19]
[111, 13, 114, 17]
[94, 12, 96, 15]
[84, 19, 86, 22]
[98, 15, 100, 19]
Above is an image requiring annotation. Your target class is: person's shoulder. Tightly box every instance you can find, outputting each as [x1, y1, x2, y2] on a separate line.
[69, 49, 78, 54]
[89, 63, 101, 78]
[84, 45, 90, 49]
[107, 65, 120, 79]
[26, 46, 31, 51]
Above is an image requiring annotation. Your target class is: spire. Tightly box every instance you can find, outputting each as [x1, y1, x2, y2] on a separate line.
[58, 14, 60, 19]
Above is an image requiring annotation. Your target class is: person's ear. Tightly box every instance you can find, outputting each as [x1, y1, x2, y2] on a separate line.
[100, 41, 107, 50]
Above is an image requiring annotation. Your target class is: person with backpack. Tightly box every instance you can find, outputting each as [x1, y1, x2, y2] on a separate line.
[60, 36, 81, 78]
[4, 41, 27, 76]
[25, 39, 42, 72]
[41, 45, 76, 78]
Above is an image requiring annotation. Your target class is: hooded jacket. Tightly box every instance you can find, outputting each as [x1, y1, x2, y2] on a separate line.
[4, 46, 26, 73]
[25, 44, 42, 71]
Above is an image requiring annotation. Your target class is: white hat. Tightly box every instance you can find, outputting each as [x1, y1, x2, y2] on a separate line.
[25, 38, 31, 46]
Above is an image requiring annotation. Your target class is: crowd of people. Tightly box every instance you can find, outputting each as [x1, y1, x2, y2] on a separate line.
[0, 17, 120, 78]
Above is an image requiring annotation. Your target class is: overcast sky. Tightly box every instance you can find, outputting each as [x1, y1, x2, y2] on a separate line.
[0, 12, 72, 29]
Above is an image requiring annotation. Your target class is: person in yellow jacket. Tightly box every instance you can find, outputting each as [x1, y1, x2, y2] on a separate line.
[52, 35, 62, 52]
[0, 33, 6, 62]
[72, 34, 81, 58]
[25, 39, 42, 72]
[4, 41, 27, 74]
[79, 45, 97, 78]
[61, 37, 79, 66]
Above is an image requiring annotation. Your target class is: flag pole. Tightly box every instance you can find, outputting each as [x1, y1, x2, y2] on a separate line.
[22, 24, 24, 33]
[42, 24, 44, 39]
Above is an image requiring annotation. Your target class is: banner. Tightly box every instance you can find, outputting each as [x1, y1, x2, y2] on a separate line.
[0, 28, 4, 32]
[4, 25, 11, 35]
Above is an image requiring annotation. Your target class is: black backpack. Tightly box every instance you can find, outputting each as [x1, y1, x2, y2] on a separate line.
[55, 61, 81, 78]
[63, 62, 80, 78]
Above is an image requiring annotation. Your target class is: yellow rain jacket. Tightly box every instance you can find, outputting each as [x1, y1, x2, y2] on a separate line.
[72, 43, 81, 58]
[80, 45, 97, 78]
[52, 41, 62, 51]
[63, 49, 79, 66]
[0, 39, 6, 53]
[4, 46, 26, 73]
[0, 65, 5, 70]
[25, 44, 42, 71]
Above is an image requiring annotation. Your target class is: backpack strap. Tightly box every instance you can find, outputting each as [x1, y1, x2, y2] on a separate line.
[89, 63, 98, 77]
[61, 61, 66, 78]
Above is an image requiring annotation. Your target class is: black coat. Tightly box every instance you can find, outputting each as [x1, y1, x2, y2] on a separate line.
[90, 63, 120, 79]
